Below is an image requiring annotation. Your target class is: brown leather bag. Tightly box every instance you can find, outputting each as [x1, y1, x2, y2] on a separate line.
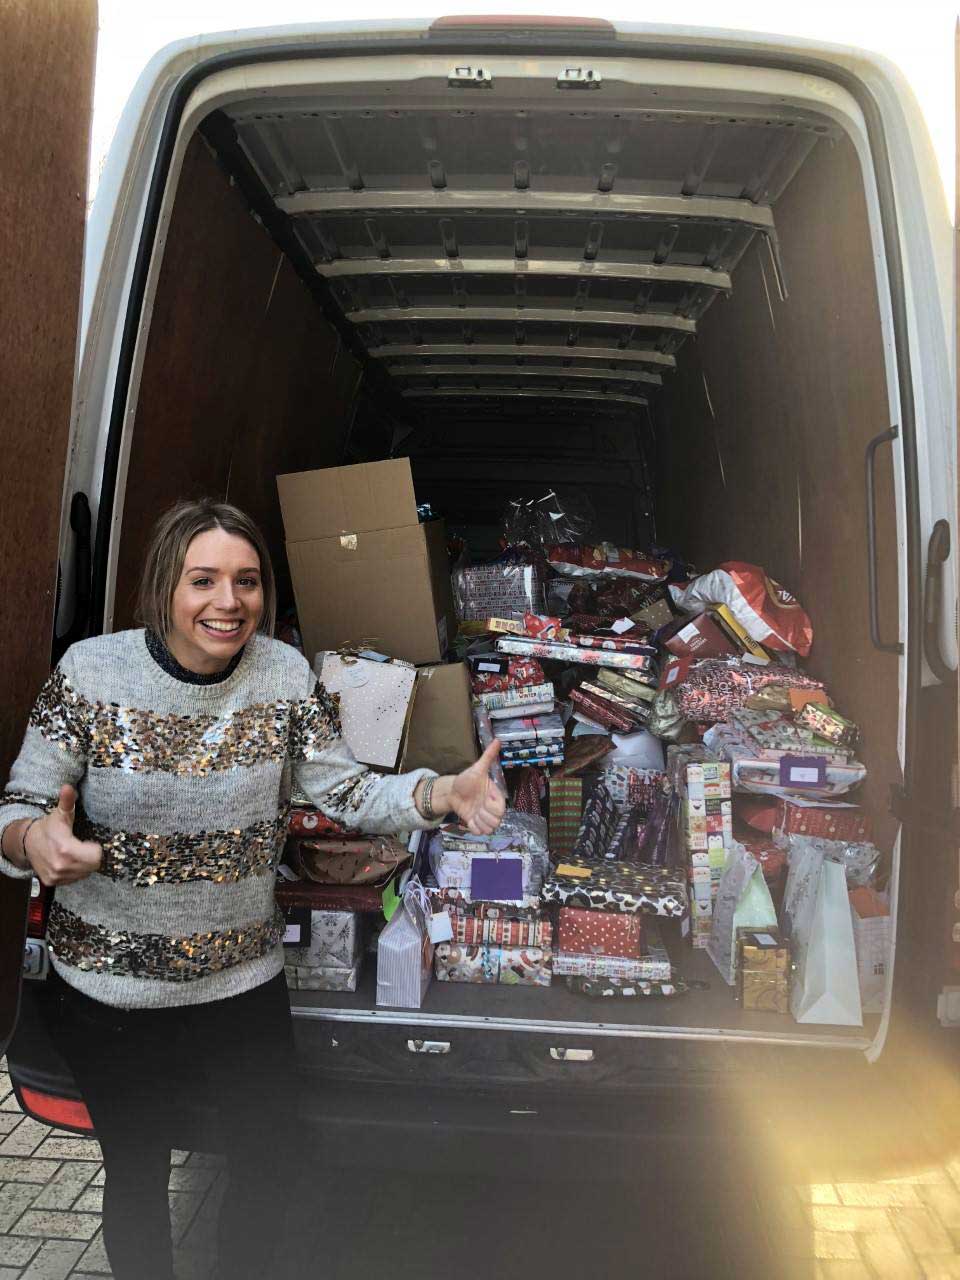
[286, 837, 409, 886]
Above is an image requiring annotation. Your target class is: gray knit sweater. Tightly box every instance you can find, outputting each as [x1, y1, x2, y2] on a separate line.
[0, 630, 438, 1009]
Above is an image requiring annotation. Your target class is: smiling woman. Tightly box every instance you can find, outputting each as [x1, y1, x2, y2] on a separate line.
[0, 496, 504, 1280]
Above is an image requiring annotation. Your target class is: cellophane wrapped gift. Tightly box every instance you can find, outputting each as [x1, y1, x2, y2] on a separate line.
[543, 859, 687, 917]
[557, 907, 642, 958]
[376, 881, 433, 1009]
[453, 562, 545, 622]
[434, 943, 552, 986]
[652, 658, 825, 728]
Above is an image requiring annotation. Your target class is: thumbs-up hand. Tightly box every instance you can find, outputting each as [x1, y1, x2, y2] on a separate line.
[25, 784, 103, 887]
[444, 738, 507, 836]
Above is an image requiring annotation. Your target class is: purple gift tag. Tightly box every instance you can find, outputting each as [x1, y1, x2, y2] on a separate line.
[470, 856, 524, 902]
[779, 755, 827, 788]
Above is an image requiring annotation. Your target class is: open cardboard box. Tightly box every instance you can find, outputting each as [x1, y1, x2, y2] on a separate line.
[278, 458, 457, 665]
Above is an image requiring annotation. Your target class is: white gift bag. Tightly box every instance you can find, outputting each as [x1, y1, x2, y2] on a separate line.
[791, 858, 863, 1026]
[376, 880, 433, 1009]
[849, 889, 891, 1014]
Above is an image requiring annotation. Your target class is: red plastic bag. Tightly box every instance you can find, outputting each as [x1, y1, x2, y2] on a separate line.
[670, 563, 813, 656]
[547, 542, 670, 583]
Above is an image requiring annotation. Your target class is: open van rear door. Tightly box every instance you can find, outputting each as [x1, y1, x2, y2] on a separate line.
[0, 0, 97, 1054]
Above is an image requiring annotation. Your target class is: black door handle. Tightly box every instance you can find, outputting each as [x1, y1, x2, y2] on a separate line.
[864, 427, 903, 654]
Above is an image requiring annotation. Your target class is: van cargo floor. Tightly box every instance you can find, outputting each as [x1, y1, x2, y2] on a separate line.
[291, 946, 876, 1049]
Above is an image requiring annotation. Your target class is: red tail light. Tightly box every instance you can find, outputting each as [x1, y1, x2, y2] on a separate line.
[26, 880, 51, 937]
[18, 1087, 95, 1133]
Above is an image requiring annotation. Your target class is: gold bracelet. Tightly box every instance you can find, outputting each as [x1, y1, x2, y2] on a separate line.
[420, 775, 437, 821]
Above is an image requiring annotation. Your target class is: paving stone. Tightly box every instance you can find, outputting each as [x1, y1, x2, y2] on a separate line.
[0, 1095, 22, 1113]
[185, 1151, 222, 1168]
[11, 1209, 102, 1241]
[836, 1182, 923, 1208]
[801, 1184, 841, 1205]
[0, 1236, 41, 1265]
[71, 1185, 103, 1213]
[808, 1204, 891, 1234]
[30, 1162, 98, 1211]
[0, 1157, 60, 1184]
[919, 1185, 960, 1229]
[31, 1138, 102, 1162]
[0, 1118, 52, 1157]
[814, 1266, 874, 1280]
[891, 1207, 955, 1256]
[168, 1166, 217, 1193]
[0, 1112, 25, 1135]
[859, 1231, 923, 1278]
[0, 1181, 43, 1231]
[0, 1267, 25, 1279]
[18, 1238, 87, 1280]
[171, 1149, 190, 1166]
[90, 1169, 105, 1187]
[76, 1230, 111, 1273]
[171, 1188, 204, 1244]
[783, 1229, 861, 1261]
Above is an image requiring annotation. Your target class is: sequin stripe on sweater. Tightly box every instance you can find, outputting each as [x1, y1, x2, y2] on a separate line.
[29, 669, 91, 757]
[76, 812, 288, 887]
[288, 680, 342, 759]
[0, 790, 58, 815]
[47, 901, 286, 981]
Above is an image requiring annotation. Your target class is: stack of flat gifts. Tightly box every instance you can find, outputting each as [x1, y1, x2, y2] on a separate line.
[667, 746, 732, 950]
[554, 908, 671, 984]
[430, 812, 553, 985]
[470, 654, 555, 721]
[496, 712, 565, 769]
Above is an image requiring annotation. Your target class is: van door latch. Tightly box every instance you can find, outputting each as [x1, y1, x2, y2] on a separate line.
[406, 1039, 451, 1054]
[549, 1047, 595, 1062]
[557, 67, 602, 90]
[448, 66, 492, 88]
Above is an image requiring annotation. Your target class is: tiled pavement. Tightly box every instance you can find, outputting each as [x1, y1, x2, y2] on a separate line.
[0, 1059, 224, 1280]
[6, 1053, 960, 1278]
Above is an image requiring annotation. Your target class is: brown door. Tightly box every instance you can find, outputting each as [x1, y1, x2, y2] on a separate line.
[0, 0, 97, 1051]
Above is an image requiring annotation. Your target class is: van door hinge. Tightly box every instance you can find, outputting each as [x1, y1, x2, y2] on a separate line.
[557, 66, 602, 90]
[448, 66, 492, 88]
[890, 785, 960, 842]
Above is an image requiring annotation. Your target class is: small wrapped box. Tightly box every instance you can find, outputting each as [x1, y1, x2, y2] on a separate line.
[735, 927, 790, 1012]
[450, 908, 552, 948]
[284, 909, 361, 971]
[285, 962, 360, 992]
[774, 798, 871, 843]
[434, 943, 552, 986]
[543, 859, 687, 917]
[554, 923, 671, 981]
[557, 907, 642, 958]
[794, 701, 859, 749]
[495, 636, 656, 671]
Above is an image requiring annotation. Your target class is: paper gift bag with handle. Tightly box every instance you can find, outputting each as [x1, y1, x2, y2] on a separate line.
[707, 841, 778, 985]
[376, 879, 433, 1009]
[318, 651, 417, 769]
[790, 857, 863, 1026]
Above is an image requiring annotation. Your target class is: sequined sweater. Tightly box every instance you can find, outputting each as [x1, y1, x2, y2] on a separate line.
[0, 629, 438, 1009]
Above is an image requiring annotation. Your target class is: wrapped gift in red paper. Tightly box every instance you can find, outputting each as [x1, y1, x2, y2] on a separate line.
[289, 808, 348, 838]
[558, 907, 643, 958]
[774, 798, 871, 843]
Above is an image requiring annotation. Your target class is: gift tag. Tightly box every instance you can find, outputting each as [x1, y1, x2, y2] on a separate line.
[779, 755, 827, 788]
[343, 663, 369, 688]
[429, 911, 454, 943]
[659, 657, 691, 690]
[470, 856, 524, 902]
[611, 617, 635, 635]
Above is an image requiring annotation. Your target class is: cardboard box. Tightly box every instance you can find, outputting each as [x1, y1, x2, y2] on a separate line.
[278, 458, 456, 665]
[400, 662, 478, 776]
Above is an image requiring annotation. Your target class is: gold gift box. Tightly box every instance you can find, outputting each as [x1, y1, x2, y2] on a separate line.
[736, 927, 790, 1012]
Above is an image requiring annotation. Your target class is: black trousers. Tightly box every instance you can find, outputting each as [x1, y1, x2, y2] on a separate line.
[52, 969, 299, 1280]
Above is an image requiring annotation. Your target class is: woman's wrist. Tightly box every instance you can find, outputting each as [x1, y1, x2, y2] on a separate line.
[1, 819, 31, 871]
[415, 774, 454, 821]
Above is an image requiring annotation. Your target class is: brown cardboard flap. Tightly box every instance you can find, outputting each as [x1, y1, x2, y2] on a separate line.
[277, 458, 417, 542]
[288, 524, 444, 665]
[401, 663, 478, 776]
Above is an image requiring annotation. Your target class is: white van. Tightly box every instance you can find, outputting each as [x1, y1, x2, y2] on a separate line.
[2, 11, 957, 1124]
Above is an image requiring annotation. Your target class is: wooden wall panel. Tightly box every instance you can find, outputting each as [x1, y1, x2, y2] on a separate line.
[113, 136, 360, 627]
[0, 0, 96, 777]
[655, 134, 900, 848]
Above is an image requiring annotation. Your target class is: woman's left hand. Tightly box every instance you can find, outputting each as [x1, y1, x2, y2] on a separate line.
[433, 739, 506, 835]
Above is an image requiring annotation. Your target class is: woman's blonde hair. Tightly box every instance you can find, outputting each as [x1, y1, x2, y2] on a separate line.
[136, 499, 277, 641]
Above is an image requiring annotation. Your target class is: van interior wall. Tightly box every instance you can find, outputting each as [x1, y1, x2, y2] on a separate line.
[653, 133, 901, 851]
[112, 134, 361, 628]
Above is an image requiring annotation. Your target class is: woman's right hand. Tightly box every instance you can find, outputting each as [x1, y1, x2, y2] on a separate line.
[24, 785, 103, 886]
